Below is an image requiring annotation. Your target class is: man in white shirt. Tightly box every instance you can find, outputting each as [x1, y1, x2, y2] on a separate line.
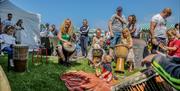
[150, 8, 172, 53]
[2, 13, 14, 33]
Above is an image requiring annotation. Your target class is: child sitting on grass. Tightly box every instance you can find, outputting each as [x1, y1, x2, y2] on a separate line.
[96, 55, 113, 83]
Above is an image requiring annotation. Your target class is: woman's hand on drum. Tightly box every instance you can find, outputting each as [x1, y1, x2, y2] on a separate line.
[64, 41, 71, 46]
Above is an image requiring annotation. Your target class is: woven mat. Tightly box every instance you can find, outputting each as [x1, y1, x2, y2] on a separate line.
[60, 71, 117, 91]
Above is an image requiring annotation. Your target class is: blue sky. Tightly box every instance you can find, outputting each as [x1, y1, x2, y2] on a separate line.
[11, 0, 180, 30]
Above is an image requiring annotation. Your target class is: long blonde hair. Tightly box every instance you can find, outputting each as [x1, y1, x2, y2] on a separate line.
[60, 19, 74, 35]
[121, 28, 132, 43]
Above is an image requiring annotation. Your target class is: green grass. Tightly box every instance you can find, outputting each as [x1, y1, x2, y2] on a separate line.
[0, 54, 141, 91]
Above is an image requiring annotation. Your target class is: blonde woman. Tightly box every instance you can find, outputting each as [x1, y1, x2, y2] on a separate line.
[120, 28, 135, 72]
[57, 19, 74, 66]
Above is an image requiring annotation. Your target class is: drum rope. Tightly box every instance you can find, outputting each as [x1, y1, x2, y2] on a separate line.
[13, 46, 28, 60]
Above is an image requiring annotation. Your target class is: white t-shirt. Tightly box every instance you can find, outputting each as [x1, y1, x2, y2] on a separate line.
[2, 19, 14, 33]
[0, 34, 15, 50]
[2, 19, 14, 26]
[151, 14, 167, 38]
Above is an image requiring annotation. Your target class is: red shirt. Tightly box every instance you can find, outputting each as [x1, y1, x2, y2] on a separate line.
[167, 39, 180, 57]
[102, 63, 112, 79]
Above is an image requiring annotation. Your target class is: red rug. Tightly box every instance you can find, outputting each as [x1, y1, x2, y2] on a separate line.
[60, 71, 116, 91]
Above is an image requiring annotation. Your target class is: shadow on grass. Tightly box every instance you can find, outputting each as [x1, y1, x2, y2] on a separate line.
[0, 53, 91, 91]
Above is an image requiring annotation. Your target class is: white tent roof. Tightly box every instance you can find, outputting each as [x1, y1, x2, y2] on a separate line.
[0, 0, 41, 49]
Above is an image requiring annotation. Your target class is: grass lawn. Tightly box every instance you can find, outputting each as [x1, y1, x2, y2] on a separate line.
[0, 54, 141, 91]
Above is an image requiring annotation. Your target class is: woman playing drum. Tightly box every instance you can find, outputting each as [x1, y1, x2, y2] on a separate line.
[57, 19, 75, 66]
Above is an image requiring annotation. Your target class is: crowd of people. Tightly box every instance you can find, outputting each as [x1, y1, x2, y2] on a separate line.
[0, 6, 180, 82]
[0, 13, 25, 67]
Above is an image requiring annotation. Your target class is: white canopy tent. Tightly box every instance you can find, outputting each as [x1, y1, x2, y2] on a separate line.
[0, 0, 41, 49]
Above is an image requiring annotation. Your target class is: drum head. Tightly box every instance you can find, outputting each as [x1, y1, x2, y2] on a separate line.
[92, 49, 103, 57]
[62, 42, 76, 53]
[114, 44, 128, 58]
[13, 44, 29, 48]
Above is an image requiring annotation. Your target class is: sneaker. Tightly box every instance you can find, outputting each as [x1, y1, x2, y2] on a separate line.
[0, 52, 4, 56]
[9, 59, 14, 67]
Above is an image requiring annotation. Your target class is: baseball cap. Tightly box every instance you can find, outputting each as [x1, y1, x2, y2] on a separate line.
[116, 6, 123, 12]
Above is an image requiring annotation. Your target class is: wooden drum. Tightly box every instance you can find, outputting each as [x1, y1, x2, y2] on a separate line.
[62, 42, 76, 62]
[114, 44, 129, 58]
[92, 49, 103, 57]
[13, 44, 29, 72]
[114, 44, 129, 73]
[92, 49, 103, 65]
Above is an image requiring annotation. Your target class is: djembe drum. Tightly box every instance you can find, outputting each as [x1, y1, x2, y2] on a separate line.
[92, 49, 103, 65]
[114, 44, 129, 73]
[62, 42, 76, 63]
[13, 44, 29, 72]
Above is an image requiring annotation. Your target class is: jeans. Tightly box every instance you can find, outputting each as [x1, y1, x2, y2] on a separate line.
[2, 46, 13, 60]
[110, 31, 121, 48]
[75, 42, 81, 56]
[80, 36, 88, 56]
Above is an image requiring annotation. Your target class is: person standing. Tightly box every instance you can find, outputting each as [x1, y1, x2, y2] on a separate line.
[50, 24, 59, 36]
[48, 24, 59, 56]
[2, 13, 14, 33]
[127, 15, 137, 37]
[80, 19, 89, 57]
[108, 6, 127, 58]
[14, 19, 24, 44]
[150, 8, 172, 53]
[174, 23, 180, 39]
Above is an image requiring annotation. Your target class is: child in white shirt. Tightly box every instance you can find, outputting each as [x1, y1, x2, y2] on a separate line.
[0, 25, 15, 67]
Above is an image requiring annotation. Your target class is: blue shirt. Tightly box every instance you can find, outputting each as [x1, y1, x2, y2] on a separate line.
[80, 26, 89, 36]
